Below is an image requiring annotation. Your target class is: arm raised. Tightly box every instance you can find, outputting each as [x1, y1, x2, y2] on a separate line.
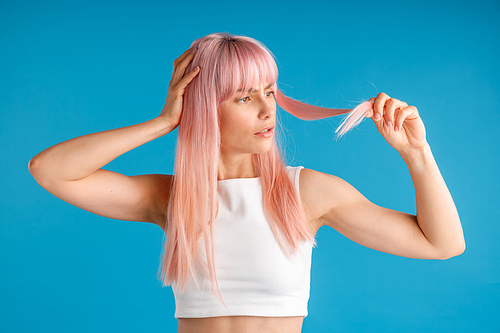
[301, 93, 465, 260]
[29, 48, 200, 228]
[29, 118, 175, 227]
[300, 161, 464, 260]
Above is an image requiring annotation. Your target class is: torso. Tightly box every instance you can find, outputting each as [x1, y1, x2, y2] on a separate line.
[159, 168, 327, 333]
[178, 316, 304, 333]
[175, 222, 322, 332]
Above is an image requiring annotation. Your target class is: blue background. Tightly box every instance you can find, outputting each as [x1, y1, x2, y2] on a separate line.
[1, 0, 499, 332]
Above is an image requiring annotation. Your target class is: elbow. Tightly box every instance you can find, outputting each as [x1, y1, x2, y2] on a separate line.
[28, 156, 41, 179]
[28, 155, 52, 189]
[436, 240, 466, 260]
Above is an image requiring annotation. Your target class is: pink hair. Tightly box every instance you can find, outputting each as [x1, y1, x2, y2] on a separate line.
[158, 33, 373, 298]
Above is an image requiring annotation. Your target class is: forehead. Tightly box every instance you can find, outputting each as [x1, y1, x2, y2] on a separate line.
[215, 44, 278, 103]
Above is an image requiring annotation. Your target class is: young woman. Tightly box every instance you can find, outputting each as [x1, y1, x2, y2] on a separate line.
[29, 33, 465, 333]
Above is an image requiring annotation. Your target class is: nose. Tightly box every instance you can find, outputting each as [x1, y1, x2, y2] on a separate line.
[257, 95, 276, 119]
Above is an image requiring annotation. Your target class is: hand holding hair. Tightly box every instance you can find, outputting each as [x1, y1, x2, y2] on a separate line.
[160, 48, 200, 130]
[365, 93, 427, 155]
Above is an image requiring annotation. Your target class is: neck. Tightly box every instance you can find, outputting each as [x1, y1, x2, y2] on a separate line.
[218, 153, 256, 180]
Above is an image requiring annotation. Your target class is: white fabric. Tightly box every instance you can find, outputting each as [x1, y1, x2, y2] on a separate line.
[172, 166, 313, 318]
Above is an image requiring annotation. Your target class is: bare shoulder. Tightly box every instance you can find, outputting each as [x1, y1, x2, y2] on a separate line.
[298, 168, 366, 225]
[135, 173, 174, 229]
[100, 172, 174, 230]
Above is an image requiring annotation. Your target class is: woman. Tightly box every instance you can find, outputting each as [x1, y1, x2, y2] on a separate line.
[29, 33, 465, 333]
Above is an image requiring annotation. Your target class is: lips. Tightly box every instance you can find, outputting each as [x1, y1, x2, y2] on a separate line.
[254, 125, 275, 134]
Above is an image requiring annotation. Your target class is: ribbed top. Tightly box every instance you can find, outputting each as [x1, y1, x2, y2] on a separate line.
[172, 166, 313, 318]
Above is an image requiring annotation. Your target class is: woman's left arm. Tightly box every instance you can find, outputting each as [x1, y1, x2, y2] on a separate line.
[303, 93, 465, 259]
[371, 92, 465, 257]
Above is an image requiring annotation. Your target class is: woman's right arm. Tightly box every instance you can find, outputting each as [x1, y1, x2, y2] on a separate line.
[29, 48, 200, 229]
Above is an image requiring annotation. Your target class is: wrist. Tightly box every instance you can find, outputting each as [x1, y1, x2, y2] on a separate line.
[150, 116, 177, 136]
[399, 143, 432, 166]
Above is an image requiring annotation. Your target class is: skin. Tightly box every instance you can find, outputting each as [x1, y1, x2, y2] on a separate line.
[218, 82, 276, 180]
[29, 48, 465, 333]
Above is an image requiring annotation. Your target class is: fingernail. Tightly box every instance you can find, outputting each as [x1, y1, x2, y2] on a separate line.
[365, 111, 372, 118]
[395, 125, 399, 131]
[374, 113, 381, 120]
[386, 120, 393, 127]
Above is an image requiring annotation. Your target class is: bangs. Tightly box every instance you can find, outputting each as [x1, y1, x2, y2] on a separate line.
[214, 36, 278, 104]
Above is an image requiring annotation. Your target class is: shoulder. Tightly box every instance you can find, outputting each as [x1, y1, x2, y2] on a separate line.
[131, 173, 173, 198]
[145, 173, 174, 194]
[133, 173, 174, 229]
[298, 168, 349, 196]
[297, 168, 363, 223]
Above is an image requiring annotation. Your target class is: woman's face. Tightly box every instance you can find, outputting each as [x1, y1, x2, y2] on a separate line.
[218, 82, 276, 157]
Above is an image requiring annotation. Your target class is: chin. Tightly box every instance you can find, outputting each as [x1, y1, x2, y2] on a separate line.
[252, 144, 273, 154]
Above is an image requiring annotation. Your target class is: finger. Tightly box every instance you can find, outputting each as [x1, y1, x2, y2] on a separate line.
[171, 49, 197, 86]
[172, 49, 197, 80]
[173, 48, 195, 70]
[373, 92, 390, 122]
[384, 98, 407, 129]
[171, 48, 192, 77]
[364, 97, 376, 118]
[176, 66, 201, 91]
[394, 105, 417, 131]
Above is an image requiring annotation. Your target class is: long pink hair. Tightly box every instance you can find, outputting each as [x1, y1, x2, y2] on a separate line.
[158, 33, 373, 296]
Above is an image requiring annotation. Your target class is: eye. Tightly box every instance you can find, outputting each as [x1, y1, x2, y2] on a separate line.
[265, 91, 275, 97]
[238, 96, 250, 103]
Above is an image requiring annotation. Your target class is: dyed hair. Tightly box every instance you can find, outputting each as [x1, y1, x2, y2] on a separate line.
[158, 33, 373, 297]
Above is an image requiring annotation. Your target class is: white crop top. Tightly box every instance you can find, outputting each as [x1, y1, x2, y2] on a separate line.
[172, 166, 313, 318]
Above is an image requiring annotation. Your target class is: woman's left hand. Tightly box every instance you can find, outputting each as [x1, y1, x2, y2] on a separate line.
[367, 93, 427, 153]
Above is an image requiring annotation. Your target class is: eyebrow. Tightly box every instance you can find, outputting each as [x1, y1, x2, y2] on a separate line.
[237, 83, 274, 93]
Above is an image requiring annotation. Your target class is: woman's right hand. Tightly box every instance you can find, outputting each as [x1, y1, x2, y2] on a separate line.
[159, 48, 200, 130]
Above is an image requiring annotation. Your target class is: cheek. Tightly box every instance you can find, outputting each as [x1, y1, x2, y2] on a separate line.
[220, 114, 241, 143]
[221, 112, 253, 134]
[220, 113, 249, 145]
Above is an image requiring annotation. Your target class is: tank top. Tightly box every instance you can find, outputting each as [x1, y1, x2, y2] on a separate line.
[172, 166, 313, 318]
